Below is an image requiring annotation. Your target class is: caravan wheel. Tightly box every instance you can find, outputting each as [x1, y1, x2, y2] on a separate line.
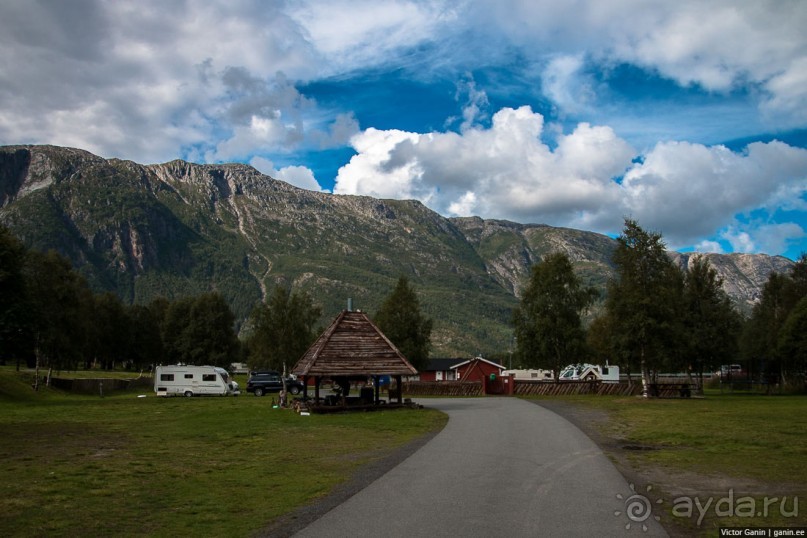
[184, 391, 193, 397]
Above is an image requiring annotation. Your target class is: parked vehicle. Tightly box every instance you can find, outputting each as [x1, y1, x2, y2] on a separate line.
[154, 365, 237, 397]
[246, 371, 305, 396]
[502, 369, 554, 381]
[718, 364, 744, 379]
[229, 362, 250, 374]
[559, 363, 620, 383]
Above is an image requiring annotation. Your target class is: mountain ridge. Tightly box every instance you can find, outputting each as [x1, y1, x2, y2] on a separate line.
[0, 145, 795, 355]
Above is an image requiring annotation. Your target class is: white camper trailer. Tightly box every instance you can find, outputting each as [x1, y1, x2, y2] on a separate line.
[502, 369, 554, 381]
[154, 365, 235, 397]
[559, 363, 620, 383]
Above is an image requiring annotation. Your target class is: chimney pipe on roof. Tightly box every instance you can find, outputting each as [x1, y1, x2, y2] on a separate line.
[347, 298, 353, 312]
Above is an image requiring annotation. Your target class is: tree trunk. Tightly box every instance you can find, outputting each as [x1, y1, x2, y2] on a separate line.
[640, 346, 651, 398]
[33, 345, 40, 391]
[280, 363, 288, 407]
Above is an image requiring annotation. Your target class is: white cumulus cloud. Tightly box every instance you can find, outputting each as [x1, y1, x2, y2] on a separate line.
[335, 106, 807, 254]
[335, 105, 635, 222]
[249, 156, 327, 192]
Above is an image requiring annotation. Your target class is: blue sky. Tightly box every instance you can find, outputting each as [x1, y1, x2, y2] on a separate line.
[2, 1, 807, 259]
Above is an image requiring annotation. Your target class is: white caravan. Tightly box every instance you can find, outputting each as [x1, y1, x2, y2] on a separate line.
[154, 365, 236, 397]
[559, 363, 620, 383]
[502, 369, 554, 381]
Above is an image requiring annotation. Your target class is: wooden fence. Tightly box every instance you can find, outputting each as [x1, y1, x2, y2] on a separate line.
[513, 380, 643, 396]
[49, 376, 152, 394]
[404, 379, 642, 397]
[402, 381, 483, 396]
[402, 379, 694, 398]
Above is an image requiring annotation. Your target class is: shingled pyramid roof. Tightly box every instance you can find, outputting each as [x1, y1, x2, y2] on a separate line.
[292, 310, 418, 377]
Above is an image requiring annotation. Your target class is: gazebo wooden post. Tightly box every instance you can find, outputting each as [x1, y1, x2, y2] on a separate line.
[315, 376, 321, 404]
[395, 375, 402, 404]
[303, 375, 308, 401]
[374, 375, 380, 404]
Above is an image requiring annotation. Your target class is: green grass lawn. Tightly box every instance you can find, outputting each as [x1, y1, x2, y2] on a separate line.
[553, 391, 807, 484]
[531, 391, 807, 534]
[5, 366, 804, 537]
[0, 368, 447, 537]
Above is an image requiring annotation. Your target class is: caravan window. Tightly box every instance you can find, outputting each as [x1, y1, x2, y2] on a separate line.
[184, 374, 193, 379]
[160, 374, 174, 381]
[202, 374, 216, 382]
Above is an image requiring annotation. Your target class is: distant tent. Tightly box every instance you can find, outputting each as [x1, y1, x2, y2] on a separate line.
[292, 310, 417, 405]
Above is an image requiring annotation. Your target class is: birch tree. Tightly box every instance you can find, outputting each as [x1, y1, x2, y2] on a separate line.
[606, 219, 684, 397]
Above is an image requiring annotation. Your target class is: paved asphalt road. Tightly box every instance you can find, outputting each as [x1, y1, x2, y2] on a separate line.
[294, 397, 668, 537]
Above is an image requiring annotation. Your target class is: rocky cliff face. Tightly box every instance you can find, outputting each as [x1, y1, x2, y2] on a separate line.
[668, 252, 794, 311]
[0, 145, 795, 354]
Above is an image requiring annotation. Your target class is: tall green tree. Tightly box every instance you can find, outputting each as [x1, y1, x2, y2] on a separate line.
[606, 219, 685, 396]
[741, 255, 807, 389]
[585, 314, 615, 365]
[741, 272, 790, 384]
[127, 304, 164, 371]
[0, 225, 28, 367]
[374, 276, 433, 371]
[682, 255, 742, 391]
[22, 250, 93, 386]
[777, 295, 807, 389]
[92, 292, 132, 370]
[512, 252, 596, 380]
[782, 253, 807, 313]
[162, 293, 240, 367]
[246, 286, 322, 371]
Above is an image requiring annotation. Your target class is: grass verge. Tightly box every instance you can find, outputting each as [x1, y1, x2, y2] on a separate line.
[527, 392, 807, 536]
[0, 368, 447, 537]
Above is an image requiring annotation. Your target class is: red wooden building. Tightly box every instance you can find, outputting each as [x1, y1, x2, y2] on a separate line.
[415, 358, 466, 382]
[452, 356, 506, 382]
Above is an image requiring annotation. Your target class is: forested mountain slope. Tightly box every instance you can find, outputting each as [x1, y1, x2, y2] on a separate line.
[0, 145, 794, 355]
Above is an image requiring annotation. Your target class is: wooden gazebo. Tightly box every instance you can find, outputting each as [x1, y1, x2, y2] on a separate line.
[291, 310, 418, 407]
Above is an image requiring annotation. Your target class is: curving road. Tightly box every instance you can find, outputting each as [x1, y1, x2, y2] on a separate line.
[293, 397, 667, 537]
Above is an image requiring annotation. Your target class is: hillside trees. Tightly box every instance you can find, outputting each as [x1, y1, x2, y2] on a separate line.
[245, 286, 322, 371]
[374, 276, 433, 371]
[512, 252, 596, 380]
[0, 225, 243, 376]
